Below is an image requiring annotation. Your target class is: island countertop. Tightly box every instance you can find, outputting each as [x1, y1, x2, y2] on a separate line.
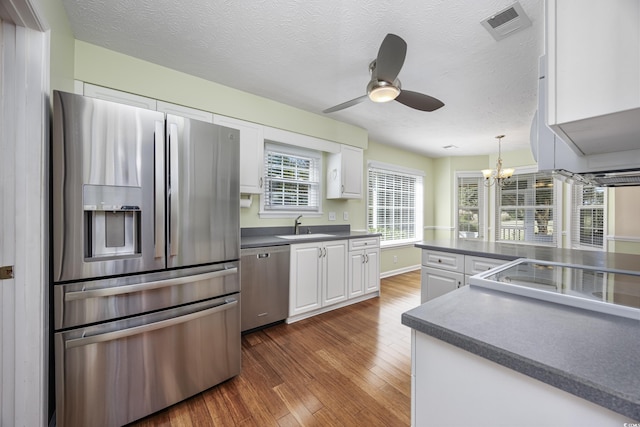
[415, 239, 640, 272]
[406, 240, 640, 421]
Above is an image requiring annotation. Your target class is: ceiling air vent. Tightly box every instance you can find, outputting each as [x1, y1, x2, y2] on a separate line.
[481, 1, 532, 41]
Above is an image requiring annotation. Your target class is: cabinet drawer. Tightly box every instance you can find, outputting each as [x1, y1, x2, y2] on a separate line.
[422, 250, 464, 273]
[465, 256, 507, 276]
[349, 237, 380, 251]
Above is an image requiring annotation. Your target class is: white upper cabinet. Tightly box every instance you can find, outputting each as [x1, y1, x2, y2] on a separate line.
[546, 0, 640, 155]
[83, 83, 157, 110]
[326, 145, 363, 199]
[213, 115, 264, 194]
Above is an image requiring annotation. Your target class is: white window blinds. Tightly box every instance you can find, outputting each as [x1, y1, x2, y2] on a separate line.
[368, 164, 423, 245]
[496, 172, 558, 245]
[571, 184, 606, 249]
[457, 176, 485, 239]
[263, 143, 321, 212]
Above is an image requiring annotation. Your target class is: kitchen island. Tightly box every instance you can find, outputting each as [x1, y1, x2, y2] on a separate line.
[402, 240, 640, 425]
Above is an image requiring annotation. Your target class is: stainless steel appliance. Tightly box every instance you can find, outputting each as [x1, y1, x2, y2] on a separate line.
[240, 246, 290, 331]
[471, 258, 640, 319]
[51, 90, 241, 427]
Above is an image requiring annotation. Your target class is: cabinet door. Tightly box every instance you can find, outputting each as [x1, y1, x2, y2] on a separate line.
[289, 244, 322, 316]
[213, 115, 264, 194]
[323, 240, 348, 306]
[364, 248, 380, 294]
[421, 267, 464, 303]
[326, 145, 363, 199]
[348, 250, 365, 298]
[340, 145, 363, 198]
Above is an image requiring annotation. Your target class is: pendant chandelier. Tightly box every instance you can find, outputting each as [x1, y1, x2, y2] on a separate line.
[482, 135, 514, 187]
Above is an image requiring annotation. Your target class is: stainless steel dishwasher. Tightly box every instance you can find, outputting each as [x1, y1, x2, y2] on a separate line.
[241, 246, 290, 332]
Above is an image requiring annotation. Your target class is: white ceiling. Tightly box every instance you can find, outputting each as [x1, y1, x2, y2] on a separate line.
[60, 0, 544, 158]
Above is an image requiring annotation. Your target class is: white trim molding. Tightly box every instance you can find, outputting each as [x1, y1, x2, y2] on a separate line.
[380, 265, 420, 279]
[607, 235, 640, 243]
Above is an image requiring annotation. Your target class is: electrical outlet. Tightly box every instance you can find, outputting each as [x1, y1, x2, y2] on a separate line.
[328, 211, 336, 221]
[343, 211, 349, 221]
[393, 256, 398, 264]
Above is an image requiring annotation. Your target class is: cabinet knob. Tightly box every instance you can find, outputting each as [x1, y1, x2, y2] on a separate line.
[437, 259, 442, 263]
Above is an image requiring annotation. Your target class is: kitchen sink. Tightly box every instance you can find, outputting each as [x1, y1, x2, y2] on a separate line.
[276, 233, 335, 240]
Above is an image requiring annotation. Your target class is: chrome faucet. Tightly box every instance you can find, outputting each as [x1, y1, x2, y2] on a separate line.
[294, 215, 303, 235]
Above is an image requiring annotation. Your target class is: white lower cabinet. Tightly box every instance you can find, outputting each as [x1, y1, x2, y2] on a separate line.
[412, 331, 630, 426]
[421, 267, 464, 303]
[289, 240, 347, 317]
[348, 237, 380, 298]
[421, 250, 507, 303]
[289, 237, 380, 322]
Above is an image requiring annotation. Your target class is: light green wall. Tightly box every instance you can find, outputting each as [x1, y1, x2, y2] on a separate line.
[365, 140, 434, 273]
[74, 41, 367, 149]
[39, 0, 75, 93]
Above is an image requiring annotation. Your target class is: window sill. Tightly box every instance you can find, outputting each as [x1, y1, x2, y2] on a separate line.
[258, 211, 324, 219]
[380, 239, 421, 249]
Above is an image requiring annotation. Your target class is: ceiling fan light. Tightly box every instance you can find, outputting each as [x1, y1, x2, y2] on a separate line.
[367, 80, 400, 103]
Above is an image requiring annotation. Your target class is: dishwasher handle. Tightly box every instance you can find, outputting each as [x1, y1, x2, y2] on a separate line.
[65, 298, 238, 349]
[257, 253, 270, 259]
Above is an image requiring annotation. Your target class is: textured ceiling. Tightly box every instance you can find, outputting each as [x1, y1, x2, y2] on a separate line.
[60, 0, 544, 158]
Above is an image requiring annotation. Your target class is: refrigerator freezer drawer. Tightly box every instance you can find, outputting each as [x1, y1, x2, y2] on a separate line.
[55, 295, 241, 427]
[54, 262, 239, 330]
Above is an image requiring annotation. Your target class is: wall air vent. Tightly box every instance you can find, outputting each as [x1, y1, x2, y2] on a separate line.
[481, 1, 532, 41]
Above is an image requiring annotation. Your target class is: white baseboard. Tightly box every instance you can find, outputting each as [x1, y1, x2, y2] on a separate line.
[285, 292, 379, 324]
[380, 264, 420, 279]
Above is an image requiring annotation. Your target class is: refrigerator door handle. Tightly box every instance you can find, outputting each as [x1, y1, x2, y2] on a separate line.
[169, 122, 180, 257]
[64, 267, 238, 301]
[154, 120, 165, 259]
[64, 297, 238, 349]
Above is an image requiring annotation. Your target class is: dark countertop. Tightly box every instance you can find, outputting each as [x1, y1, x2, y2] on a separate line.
[241, 225, 381, 249]
[415, 239, 640, 272]
[406, 239, 640, 420]
[402, 286, 640, 421]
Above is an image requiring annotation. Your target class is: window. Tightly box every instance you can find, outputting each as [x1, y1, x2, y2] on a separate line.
[261, 143, 321, 216]
[496, 171, 559, 245]
[367, 161, 424, 246]
[571, 184, 606, 250]
[456, 174, 487, 240]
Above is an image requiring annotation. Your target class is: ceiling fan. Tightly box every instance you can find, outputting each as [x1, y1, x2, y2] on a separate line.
[323, 34, 445, 114]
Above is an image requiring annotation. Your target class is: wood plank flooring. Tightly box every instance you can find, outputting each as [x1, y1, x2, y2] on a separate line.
[130, 270, 421, 427]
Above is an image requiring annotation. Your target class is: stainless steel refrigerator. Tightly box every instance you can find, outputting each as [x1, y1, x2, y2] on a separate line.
[51, 90, 241, 427]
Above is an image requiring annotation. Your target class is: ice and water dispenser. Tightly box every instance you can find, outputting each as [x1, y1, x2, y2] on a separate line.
[83, 184, 143, 260]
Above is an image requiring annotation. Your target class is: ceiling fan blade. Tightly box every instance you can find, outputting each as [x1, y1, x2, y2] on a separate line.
[375, 34, 407, 83]
[395, 90, 444, 112]
[323, 95, 368, 113]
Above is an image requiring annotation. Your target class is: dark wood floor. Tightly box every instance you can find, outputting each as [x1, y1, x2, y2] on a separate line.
[131, 270, 421, 426]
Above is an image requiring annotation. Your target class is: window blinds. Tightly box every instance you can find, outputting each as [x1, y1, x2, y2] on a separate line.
[496, 172, 557, 245]
[457, 176, 485, 239]
[368, 167, 423, 244]
[571, 184, 605, 249]
[263, 144, 320, 211]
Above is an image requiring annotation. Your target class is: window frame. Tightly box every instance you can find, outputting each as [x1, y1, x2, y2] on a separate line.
[455, 172, 488, 240]
[494, 167, 562, 247]
[259, 142, 323, 218]
[367, 160, 424, 248]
